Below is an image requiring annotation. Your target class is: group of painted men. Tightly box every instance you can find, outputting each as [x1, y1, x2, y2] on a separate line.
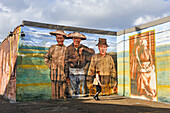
[44, 30, 116, 99]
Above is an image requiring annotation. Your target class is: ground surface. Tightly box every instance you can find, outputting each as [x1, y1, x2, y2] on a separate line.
[0, 95, 170, 113]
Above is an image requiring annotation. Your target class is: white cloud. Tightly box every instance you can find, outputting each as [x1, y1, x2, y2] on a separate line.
[0, 0, 170, 42]
[133, 15, 161, 26]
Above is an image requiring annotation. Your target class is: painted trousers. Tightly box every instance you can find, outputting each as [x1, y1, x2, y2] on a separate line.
[51, 81, 66, 99]
[69, 68, 85, 97]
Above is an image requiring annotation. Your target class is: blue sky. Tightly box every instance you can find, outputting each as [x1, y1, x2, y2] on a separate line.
[0, 0, 170, 42]
[22, 26, 117, 52]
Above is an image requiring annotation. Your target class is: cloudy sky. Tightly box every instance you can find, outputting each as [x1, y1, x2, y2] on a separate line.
[0, 0, 169, 41]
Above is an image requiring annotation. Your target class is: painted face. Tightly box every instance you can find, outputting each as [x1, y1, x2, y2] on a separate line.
[73, 37, 81, 47]
[98, 44, 107, 56]
[56, 34, 65, 45]
[142, 40, 147, 47]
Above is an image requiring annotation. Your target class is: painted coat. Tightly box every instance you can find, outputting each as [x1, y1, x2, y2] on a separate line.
[88, 53, 116, 94]
[44, 44, 67, 82]
[65, 43, 95, 75]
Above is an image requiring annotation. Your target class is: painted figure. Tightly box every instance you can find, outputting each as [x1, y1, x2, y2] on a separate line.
[65, 32, 95, 97]
[136, 39, 157, 99]
[44, 30, 67, 99]
[130, 35, 140, 80]
[93, 71, 102, 100]
[88, 38, 116, 95]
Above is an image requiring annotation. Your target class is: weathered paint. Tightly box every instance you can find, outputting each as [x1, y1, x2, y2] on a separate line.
[16, 45, 51, 101]
[0, 18, 169, 103]
[0, 26, 21, 100]
[15, 26, 117, 101]
[117, 22, 170, 103]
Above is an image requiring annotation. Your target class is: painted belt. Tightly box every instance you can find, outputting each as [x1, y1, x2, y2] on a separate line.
[69, 68, 85, 75]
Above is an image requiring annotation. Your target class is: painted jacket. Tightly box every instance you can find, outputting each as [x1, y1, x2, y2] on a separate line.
[44, 44, 67, 81]
[65, 43, 95, 75]
[88, 53, 116, 78]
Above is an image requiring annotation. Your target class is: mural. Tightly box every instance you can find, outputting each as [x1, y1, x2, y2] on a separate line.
[129, 30, 157, 101]
[0, 19, 169, 103]
[16, 26, 117, 100]
[117, 21, 170, 103]
[0, 26, 21, 101]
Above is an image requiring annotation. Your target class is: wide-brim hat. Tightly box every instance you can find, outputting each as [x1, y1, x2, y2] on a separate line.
[49, 30, 67, 38]
[96, 38, 109, 47]
[67, 32, 86, 40]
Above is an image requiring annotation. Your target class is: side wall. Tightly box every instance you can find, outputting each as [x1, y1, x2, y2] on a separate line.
[0, 27, 21, 101]
[117, 22, 170, 103]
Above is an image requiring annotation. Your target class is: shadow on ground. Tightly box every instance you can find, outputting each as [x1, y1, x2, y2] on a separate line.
[0, 95, 170, 113]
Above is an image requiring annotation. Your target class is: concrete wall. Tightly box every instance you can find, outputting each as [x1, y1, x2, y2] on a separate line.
[16, 26, 117, 101]
[0, 17, 169, 102]
[0, 26, 21, 101]
[117, 17, 170, 103]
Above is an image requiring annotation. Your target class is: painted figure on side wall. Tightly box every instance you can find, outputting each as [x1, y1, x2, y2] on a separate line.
[88, 38, 117, 96]
[44, 30, 67, 99]
[136, 39, 157, 99]
[65, 32, 95, 97]
[130, 31, 157, 101]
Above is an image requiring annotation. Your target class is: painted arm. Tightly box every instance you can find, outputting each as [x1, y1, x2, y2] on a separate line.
[44, 47, 53, 69]
[110, 56, 116, 78]
[96, 74, 101, 86]
[87, 55, 96, 76]
[135, 46, 142, 68]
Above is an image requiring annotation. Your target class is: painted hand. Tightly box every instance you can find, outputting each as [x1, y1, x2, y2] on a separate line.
[79, 47, 84, 55]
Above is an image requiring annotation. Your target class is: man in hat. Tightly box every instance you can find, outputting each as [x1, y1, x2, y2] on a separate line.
[88, 38, 116, 96]
[44, 30, 67, 99]
[65, 32, 95, 97]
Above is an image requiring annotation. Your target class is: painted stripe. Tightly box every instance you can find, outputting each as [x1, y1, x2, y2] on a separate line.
[117, 51, 129, 58]
[19, 49, 48, 52]
[17, 56, 46, 65]
[118, 58, 169, 63]
[157, 85, 170, 92]
[156, 50, 170, 56]
[118, 63, 169, 70]
[118, 71, 129, 75]
[118, 84, 130, 86]
[156, 44, 170, 52]
[118, 63, 129, 66]
[117, 57, 169, 67]
[117, 52, 169, 60]
[156, 56, 170, 61]
[18, 50, 47, 54]
[19, 45, 49, 50]
[118, 67, 170, 73]
[16, 83, 51, 87]
[117, 57, 129, 62]
[17, 53, 45, 57]
[17, 64, 48, 69]
[117, 51, 129, 53]
[157, 67, 170, 71]
[17, 70, 49, 75]
[117, 45, 169, 58]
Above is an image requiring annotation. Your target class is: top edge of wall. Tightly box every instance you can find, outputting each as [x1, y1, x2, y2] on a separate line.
[22, 20, 117, 36]
[117, 16, 170, 36]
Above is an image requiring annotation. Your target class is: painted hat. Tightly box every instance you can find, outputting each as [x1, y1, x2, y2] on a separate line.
[96, 38, 109, 47]
[49, 30, 67, 38]
[67, 32, 86, 40]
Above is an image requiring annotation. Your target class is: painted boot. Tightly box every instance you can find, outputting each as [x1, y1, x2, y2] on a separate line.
[93, 93, 98, 100]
